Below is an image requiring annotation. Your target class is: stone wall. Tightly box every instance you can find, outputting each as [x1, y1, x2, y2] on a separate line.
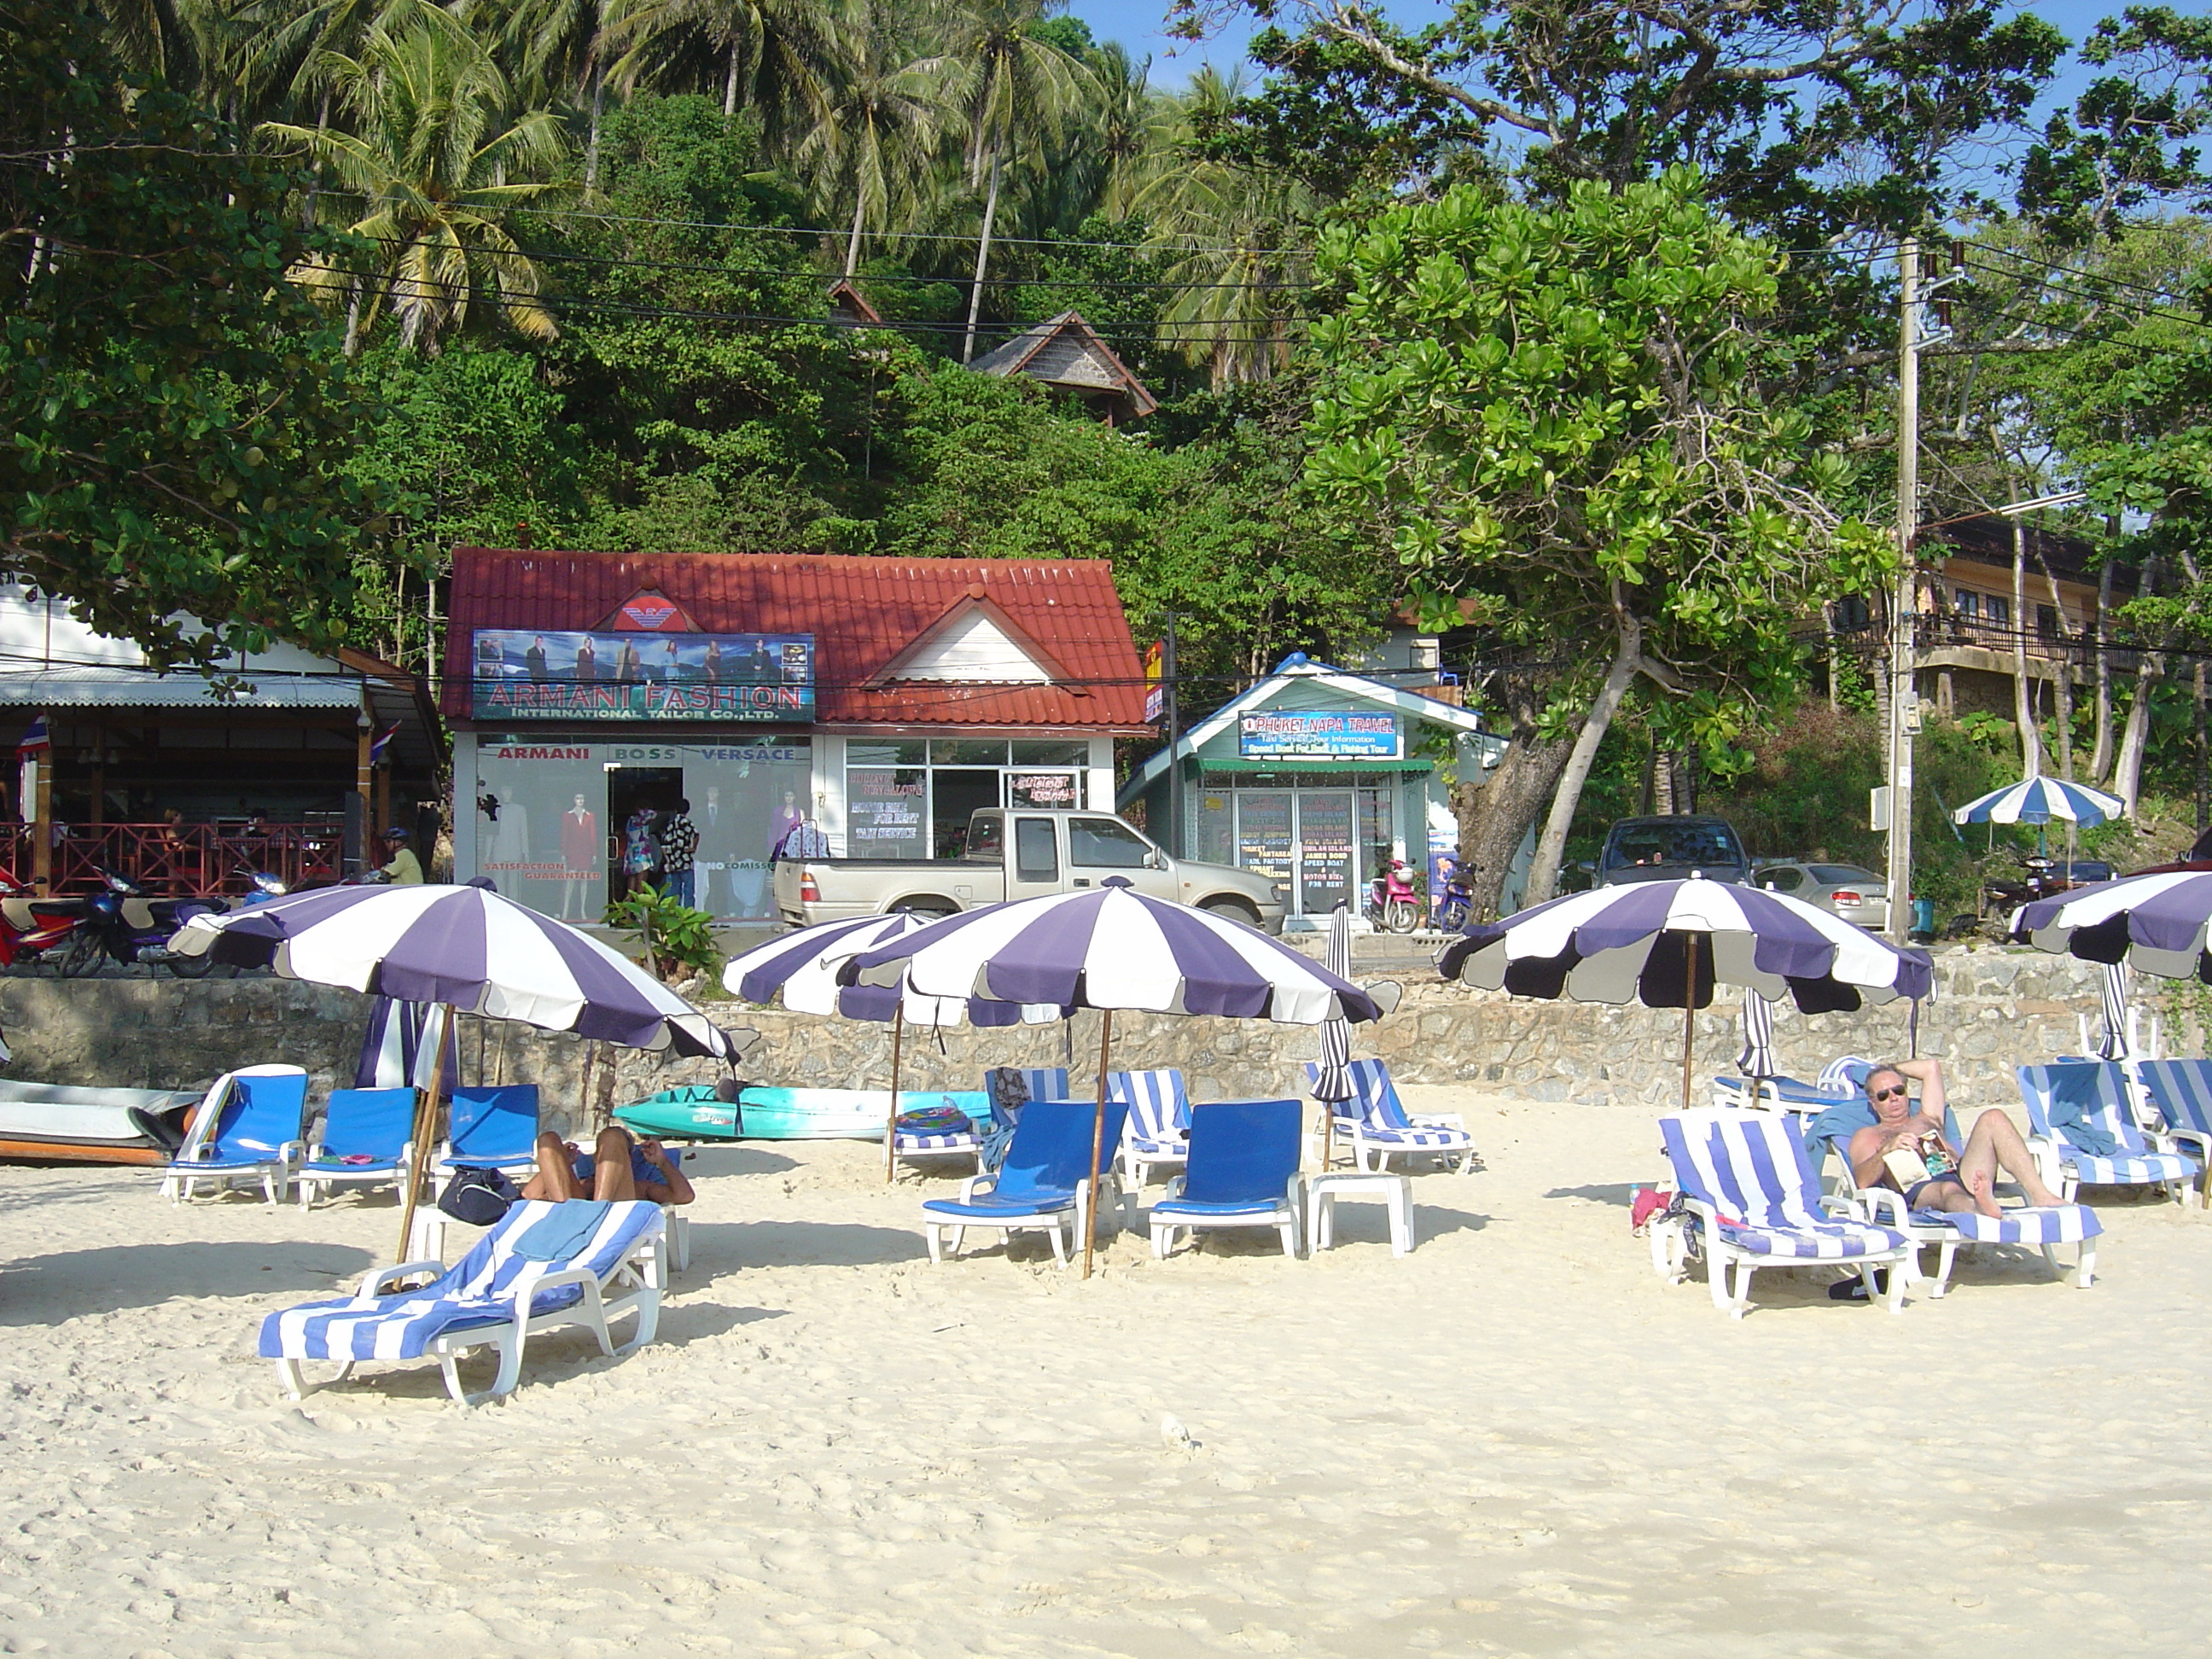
[0, 946, 2148, 1131]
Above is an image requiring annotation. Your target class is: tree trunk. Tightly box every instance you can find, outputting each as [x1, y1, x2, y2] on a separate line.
[342, 281, 363, 358]
[1825, 603, 1840, 710]
[2197, 659, 2209, 835]
[725, 38, 741, 118]
[302, 87, 330, 230]
[2010, 502, 2042, 777]
[585, 67, 606, 192]
[2034, 551, 2075, 780]
[961, 148, 1003, 364]
[1526, 607, 1643, 906]
[2091, 543, 2117, 783]
[1451, 684, 1570, 921]
[844, 189, 866, 278]
[2113, 554, 2163, 815]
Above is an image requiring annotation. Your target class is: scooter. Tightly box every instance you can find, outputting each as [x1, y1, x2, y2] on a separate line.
[235, 868, 290, 906]
[1434, 856, 1477, 933]
[0, 875, 85, 972]
[60, 868, 223, 978]
[1367, 859, 1423, 933]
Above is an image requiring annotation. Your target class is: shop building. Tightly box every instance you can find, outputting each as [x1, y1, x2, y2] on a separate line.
[1117, 654, 1502, 925]
[445, 550, 1151, 921]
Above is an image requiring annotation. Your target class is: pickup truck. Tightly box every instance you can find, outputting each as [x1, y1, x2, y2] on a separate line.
[774, 808, 1287, 932]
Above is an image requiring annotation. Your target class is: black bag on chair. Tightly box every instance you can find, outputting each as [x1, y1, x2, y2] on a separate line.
[437, 1165, 520, 1227]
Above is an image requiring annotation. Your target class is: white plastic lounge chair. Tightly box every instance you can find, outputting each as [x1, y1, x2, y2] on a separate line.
[1007, 1067, 1071, 1101]
[2130, 1059, 2212, 1202]
[1307, 1058, 1475, 1174]
[295, 1086, 416, 1209]
[892, 1092, 987, 1173]
[2017, 1062, 2199, 1206]
[261, 1198, 665, 1406]
[1658, 1109, 1913, 1317]
[1149, 1098, 1304, 1260]
[429, 1084, 541, 1196]
[160, 1065, 310, 1205]
[1805, 1105, 2100, 1293]
[1106, 1068, 1191, 1190]
[921, 1098, 1127, 1266]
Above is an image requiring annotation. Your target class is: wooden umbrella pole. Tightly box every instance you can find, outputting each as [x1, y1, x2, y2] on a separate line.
[393, 1004, 457, 1265]
[1083, 1009, 1113, 1281]
[1681, 934, 1697, 1115]
[882, 1004, 905, 1185]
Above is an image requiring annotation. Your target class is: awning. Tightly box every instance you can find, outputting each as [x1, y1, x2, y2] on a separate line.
[1197, 758, 1432, 775]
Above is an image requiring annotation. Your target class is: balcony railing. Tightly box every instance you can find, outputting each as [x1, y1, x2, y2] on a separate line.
[1, 824, 351, 896]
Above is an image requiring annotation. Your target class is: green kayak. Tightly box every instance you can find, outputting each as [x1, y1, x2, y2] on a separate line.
[615, 1084, 992, 1143]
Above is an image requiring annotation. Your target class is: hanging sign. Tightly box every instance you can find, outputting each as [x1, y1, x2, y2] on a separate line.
[470, 630, 814, 720]
[1237, 710, 1400, 760]
[1144, 640, 1164, 723]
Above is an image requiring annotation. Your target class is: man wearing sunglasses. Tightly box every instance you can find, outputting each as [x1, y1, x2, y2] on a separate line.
[1847, 1057, 2065, 1217]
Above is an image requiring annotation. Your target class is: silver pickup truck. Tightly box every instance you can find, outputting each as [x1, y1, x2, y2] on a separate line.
[773, 808, 1287, 932]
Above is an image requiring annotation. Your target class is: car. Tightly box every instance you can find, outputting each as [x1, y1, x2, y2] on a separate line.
[1752, 861, 1888, 928]
[1594, 815, 1750, 886]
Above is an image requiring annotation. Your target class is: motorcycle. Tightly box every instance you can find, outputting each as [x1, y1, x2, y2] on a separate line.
[0, 875, 85, 972]
[1434, 856, 1477, 933]
[236, 868, 290, 906]
[1367, 858, 1423, 934]
[60, 868, 224, 978]
[1981, 852, 2069, 918]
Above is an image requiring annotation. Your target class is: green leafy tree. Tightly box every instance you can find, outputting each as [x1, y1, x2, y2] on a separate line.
[1307, 169, 1892, 905]
[0, 0, 380, 667]
[792, 0, 941, 276]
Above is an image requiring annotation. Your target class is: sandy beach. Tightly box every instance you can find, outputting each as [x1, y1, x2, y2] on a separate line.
[1, 1086, 2208, 1658]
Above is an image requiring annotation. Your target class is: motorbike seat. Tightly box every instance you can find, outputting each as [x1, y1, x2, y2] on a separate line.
[120, 899, 158, 931]
[0, 899, 40, 930]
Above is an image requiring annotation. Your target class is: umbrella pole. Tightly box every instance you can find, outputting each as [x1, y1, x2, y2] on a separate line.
[394, 1004, 457, 1266]
[1084, 1009, 1114, 1281]
[1681, 934, 1697, 1115]
[882, 1004, 905, 1185]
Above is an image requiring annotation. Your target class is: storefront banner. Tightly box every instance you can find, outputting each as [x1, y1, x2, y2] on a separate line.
[469, 630, 814, 721]
[1237, 710, 1400, 760]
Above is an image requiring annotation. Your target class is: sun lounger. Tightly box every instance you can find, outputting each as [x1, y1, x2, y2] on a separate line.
[294, 1087, 416, 1209]
[261, 1198, 666, 1406]
[1807, 1103, 2100, 1292]
[1149, 1098, 1305, 1259]
[921, 1098, 1128, 1266]
[1709, 1074, 1844, 1111]
[1658, 1109, 1913, 1317]
[160, 1065, 310, 1205]
[1106, 1068, 1192, 1190]
[2017, 1062, 2199, 1206]
[1307, 1058, 1475, 1174]
[1007, 1067, 1071, 1101]
[2129, 1059, 2212, 1202]
[429, 1084, 541, 1195]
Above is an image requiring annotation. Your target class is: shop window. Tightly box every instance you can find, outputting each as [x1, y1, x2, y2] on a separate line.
[1193, 793, 1234, 864]
[2038, 604, 2061, 640]
[1015, 817, 1058, 882]
[847, 764, 927, 858]
[1007, 771, 1080, 808]
[1010, 740, 1088, 766]
[930, 739, 1010, 766]
[1071, 816, 1149, 867]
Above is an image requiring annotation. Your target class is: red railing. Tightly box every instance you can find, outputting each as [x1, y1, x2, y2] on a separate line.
[1, 824, 350, 897]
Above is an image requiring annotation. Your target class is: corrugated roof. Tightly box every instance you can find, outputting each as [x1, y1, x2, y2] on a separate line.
[443, 550, 1151, 731]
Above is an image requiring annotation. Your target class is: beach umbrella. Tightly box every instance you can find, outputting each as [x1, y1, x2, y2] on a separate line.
[841, 877, 1382, 1275]
[1736, 987, 1776, 1083]
[172, 884, 734, 1257]
[2095, 960, 2133, 1061]
[1308, 904, 1356, 1170]
[357, 995, 459, 1092]
[2011, 869, 2212, 981]
[722, 912, 1065, 1179]
[1952, 776, 2127, 826]
[1435, 876, 1934, 1113]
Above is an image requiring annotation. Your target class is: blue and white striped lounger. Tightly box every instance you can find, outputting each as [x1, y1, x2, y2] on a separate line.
[2125, 1060, 2212, 1202]
[260, 1198, 666, 1405]
[1659, 1109, 1912, 1317]
[2017, 1062, 2199, 1205]
[1106, 1068, 1192, 1190]
[1307, 1058, 1476, 1174]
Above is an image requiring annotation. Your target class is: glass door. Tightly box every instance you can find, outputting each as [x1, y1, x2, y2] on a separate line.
[1233, 791, 1293, 905]
[1295, 790, 1356, 917]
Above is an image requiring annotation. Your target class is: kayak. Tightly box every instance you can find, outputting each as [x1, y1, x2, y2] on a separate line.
[0, 1080, 201, 1165]
[615, 1084, 991, 1143]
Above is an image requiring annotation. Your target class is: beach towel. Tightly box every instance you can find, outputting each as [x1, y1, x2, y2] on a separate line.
[2042, 1068, 2122, 1158]
[515, 1201, 615, 1260]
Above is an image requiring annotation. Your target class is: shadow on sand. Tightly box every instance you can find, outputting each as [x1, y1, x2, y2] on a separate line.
[0, 1239, 376, 1325]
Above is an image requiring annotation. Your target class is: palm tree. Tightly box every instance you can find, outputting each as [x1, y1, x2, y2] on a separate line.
[469, 0, 617, 189]
[793, 0, 940, 276]
[911, 0, 1096, 361]
[598, 0, 835, 142]
[259, 7, 577, 352]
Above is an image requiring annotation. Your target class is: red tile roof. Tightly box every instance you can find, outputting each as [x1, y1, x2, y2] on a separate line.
[443, 549, 1152, 731]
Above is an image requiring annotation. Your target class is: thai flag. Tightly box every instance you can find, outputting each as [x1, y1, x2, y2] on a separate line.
[15, 715, 48, 760]
[367, 722, 400, 765]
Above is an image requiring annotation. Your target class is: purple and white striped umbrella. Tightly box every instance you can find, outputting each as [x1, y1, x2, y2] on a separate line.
[2014, 870, 2212, 981]
[1436, 875, 1934, 1011]
[839, 880, 1381, 1025]
[723, 911, 1065, 1027]
[170, 884, 731, 1056]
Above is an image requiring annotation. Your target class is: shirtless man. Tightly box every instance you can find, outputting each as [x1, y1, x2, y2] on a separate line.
[1848, 1057, 2066, 1216]
[521, 1125, 695, 1205]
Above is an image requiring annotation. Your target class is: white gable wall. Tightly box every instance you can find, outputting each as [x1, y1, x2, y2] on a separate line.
[896, 608, 1051, 683]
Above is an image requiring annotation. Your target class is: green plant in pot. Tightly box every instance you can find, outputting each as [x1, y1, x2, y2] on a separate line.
[607, 883, 720, 983]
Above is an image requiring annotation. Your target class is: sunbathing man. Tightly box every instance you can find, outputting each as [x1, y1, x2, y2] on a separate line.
[521, 1125, 695, 1205]
[1847, 1057, 2066, 1217]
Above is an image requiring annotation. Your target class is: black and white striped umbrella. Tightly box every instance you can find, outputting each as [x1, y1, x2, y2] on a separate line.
[1736, 987, 1777, 1080]
[723, 911, 1062, 1027]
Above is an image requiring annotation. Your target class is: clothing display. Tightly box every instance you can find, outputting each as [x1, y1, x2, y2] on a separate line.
[560, 806, 599, 874]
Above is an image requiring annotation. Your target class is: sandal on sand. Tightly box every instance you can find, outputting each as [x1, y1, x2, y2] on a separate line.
[1826, 1270, 1889, 1301]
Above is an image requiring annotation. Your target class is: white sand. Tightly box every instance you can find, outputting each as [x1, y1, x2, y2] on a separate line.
[1, 1087, 2209, 1657]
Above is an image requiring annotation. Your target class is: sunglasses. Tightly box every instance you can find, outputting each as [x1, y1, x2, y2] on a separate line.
[1870, 1085, 1908, 1101]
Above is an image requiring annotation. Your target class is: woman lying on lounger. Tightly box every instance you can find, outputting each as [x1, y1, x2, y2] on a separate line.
[521, 1125, 696, 1205]
[1848, 1057, 2065, 1217]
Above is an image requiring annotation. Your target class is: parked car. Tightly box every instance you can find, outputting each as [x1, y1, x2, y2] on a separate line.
[1752, 861, 1888, 928]
[773, 808, 1287, 933]
[1592, 815, 1751, 886]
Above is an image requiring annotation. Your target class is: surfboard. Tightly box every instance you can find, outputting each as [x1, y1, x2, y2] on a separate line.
[614, 1085, 991, 1143]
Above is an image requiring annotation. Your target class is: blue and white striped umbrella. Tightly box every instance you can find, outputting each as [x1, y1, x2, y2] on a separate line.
[1953, 776, 2128, 827]
[1436, 876, 1934, 1012]
[839, 879, 1380, 1025]
[2016, 869, 2212, 981]
[171, 884, 731, 1056]
[723, 911, 1064, 1027]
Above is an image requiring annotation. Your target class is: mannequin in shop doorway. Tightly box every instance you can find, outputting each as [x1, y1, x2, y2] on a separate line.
[770, 789, 805, 859]
[696, 785, 726, 912]
[560, 792, 598, 920]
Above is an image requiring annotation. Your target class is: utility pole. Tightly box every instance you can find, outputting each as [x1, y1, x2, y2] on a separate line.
[1885, 241, 1920, 946]
[1163, 613, 1182, 860]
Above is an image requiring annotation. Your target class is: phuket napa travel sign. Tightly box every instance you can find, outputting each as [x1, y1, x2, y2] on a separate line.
[471, 631, 815, 720]
[1238, 710, 1400, 760]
